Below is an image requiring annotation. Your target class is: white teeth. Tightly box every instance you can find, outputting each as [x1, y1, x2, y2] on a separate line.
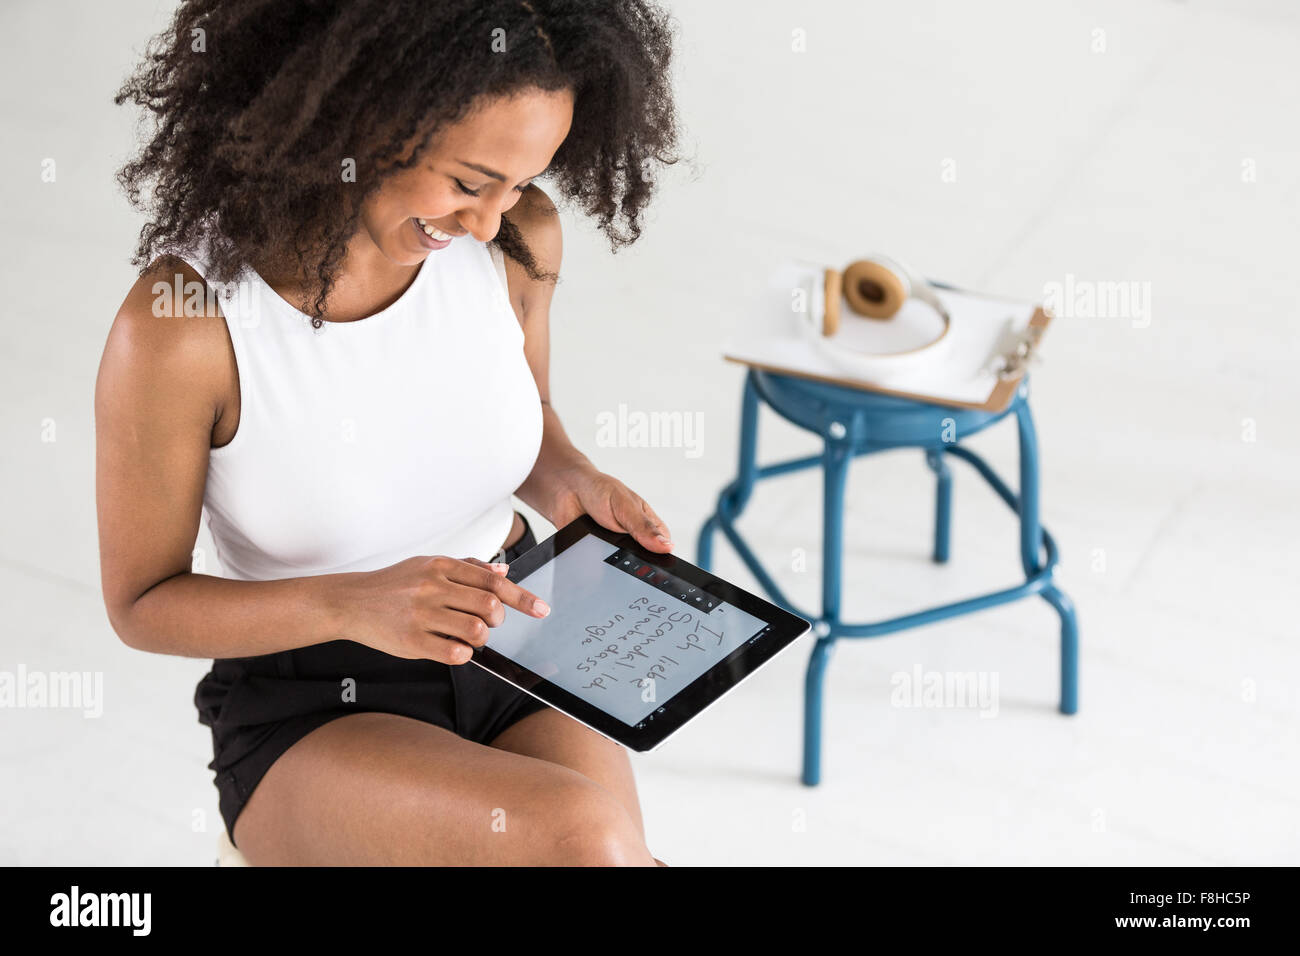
[416, 217, 453, 241]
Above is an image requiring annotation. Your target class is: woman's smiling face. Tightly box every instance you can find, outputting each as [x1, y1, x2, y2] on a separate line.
[360, 86, 574, 265]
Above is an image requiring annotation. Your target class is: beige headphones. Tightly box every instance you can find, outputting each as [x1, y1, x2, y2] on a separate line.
[821, 255, 951, 336]
[800, 254, 954, 381]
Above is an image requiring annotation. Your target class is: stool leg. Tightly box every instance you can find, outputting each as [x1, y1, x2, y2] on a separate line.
[696, 514, 718, 571]
[1016, 399, 1080, 715]
[803, 637, 835, 785]
[803, 438, 851, 786]
[925, 449, 952, 563]
[1015, 401, 1045, 577]
[732, 371, 762, 513]
[697, 373, 763, 571]
[1043, 585, 1079, 714]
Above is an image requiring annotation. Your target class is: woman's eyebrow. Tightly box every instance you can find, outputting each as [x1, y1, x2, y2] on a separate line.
[454, 159, 548, 182]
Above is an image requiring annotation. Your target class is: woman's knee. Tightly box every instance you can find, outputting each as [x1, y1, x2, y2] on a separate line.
[529, 777, 654, 866]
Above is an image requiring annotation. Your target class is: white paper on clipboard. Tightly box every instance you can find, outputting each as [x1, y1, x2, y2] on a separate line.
[722, 259, 1046, 410]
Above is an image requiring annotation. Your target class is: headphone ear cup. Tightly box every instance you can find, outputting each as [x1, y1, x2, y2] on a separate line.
[822, 267, 842, 337]
[842, 259, 907, 319]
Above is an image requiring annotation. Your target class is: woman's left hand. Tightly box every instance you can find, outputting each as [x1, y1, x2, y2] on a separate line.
[548, 465, 673, 553]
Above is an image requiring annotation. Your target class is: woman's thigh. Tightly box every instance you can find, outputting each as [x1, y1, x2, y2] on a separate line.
[486, 708, 647, 842]
[232, 710, 656, 866]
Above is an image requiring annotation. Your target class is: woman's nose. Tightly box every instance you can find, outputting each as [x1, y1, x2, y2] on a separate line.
[456, 206, 502, 244]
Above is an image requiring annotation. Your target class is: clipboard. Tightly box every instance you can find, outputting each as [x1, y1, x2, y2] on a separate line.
[721, 260, 1052, 413]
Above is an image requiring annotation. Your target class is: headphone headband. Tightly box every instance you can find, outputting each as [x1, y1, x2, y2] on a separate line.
[800, 255, 952, 383]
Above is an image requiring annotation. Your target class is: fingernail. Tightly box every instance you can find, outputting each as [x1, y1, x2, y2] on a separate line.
[490, 562, 510, 572]
[534, 599, 550, 616]
[657, 534, 673, 547]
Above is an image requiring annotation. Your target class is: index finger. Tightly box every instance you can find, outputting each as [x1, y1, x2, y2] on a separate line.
[453, 560, 551, 618]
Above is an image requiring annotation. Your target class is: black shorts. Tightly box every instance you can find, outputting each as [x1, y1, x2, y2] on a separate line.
[194, 511, 549, 848]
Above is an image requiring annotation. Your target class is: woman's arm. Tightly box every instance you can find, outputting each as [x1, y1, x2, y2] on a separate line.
[95, 259, 353, 657]
[96, 260, 545, 661]
[504, 187, 674, 552]
[501, 186, 593, 514]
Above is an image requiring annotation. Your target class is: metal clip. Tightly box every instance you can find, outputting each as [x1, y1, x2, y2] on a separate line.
[995, 323, 1044, 381]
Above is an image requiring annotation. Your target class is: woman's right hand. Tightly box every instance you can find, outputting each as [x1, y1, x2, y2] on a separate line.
[334, 555, 551, 664]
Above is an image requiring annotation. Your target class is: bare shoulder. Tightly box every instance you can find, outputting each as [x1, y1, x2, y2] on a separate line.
[501, 184, 563, 315]
[512, 183, 562, 270]
[98, 255, 238, 438]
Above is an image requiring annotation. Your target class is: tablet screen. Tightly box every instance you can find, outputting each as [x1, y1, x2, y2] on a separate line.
[486, 533, 771, 727]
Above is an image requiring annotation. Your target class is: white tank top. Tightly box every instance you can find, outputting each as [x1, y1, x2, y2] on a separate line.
[183, 237, 543, 581]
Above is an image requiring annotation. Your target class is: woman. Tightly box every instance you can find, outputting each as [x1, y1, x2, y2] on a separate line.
[97, 0, 681, 865]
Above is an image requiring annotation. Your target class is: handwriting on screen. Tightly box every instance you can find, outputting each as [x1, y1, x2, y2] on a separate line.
[576, 596, 725, 696]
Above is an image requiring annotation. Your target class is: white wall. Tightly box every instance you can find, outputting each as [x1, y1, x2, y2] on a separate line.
[1, 0, 1296, 865]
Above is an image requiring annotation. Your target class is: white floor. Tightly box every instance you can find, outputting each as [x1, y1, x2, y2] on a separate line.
[2, 0, 1297, 865]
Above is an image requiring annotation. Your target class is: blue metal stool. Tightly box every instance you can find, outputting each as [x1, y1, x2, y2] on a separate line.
[697, 367, 1079, 785]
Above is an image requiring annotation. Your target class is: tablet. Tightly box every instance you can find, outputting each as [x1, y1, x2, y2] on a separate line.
[470, 514, 812, 752]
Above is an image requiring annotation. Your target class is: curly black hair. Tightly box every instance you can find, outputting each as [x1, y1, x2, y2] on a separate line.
[115, 0, 682, 325]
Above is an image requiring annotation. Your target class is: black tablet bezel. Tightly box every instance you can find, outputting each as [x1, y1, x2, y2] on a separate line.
[469, 514, 811, 752]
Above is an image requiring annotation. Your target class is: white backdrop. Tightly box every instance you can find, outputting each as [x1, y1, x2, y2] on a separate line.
[1, 0, 1297, 865]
